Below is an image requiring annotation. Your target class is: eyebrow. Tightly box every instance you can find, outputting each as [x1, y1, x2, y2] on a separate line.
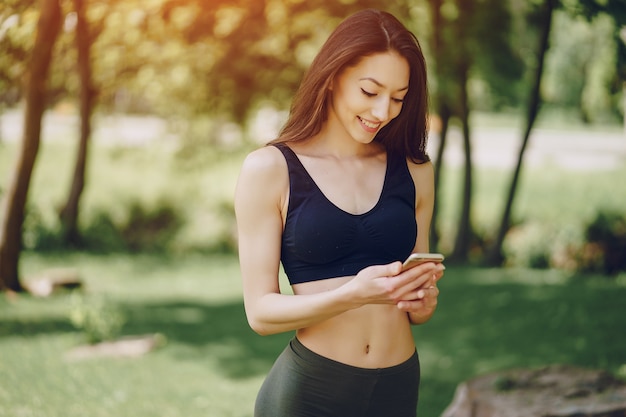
[359, 77, 409, 92]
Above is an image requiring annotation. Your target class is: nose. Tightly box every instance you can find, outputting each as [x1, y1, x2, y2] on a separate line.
[371, 97, 390, 122]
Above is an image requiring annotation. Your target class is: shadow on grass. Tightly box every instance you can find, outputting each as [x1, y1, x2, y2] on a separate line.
[119, 299, 293, 379]
[0, 315, 76, 337]
[115, 273, 625, 388]
[413, 273, 626, 415]
[2, 267, 624, 416]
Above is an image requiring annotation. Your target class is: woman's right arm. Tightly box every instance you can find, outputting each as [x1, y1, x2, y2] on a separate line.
[235, 147, 358, 335]
[234, 147, 438, 335]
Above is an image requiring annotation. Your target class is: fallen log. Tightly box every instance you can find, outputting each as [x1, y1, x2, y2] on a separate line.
[442, 365, 626, 417]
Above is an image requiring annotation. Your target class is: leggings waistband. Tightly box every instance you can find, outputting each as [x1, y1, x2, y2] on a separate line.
[290, 336, 419, 376]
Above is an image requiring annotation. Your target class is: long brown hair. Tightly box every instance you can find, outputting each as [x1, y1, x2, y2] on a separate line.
[270, 9, 429, 162]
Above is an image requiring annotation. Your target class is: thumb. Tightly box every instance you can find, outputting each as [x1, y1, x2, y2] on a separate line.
[360, 261, 402, 278]
[379, 261, 402, 277]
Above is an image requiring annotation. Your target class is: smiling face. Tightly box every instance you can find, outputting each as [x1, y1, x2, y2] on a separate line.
[327, 51, 410, 145]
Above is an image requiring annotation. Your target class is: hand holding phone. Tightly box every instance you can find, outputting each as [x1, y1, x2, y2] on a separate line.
[401, 253, 445, 272]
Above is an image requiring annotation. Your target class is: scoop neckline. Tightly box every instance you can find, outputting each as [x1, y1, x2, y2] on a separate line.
[279, 144, 390, 217]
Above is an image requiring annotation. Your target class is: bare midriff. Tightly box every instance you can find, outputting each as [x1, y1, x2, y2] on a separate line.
[292, 275, 416, 369]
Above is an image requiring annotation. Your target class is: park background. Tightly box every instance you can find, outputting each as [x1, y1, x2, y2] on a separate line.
[1, 0, 625, 416]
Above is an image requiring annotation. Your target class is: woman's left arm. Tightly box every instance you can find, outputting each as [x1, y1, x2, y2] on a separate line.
[399, 160, 445, 325]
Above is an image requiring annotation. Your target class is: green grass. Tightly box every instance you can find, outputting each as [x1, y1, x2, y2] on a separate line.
[1, 253, 625, 416]
[0, 138, 246, 252]
[2, 117, 625, 415]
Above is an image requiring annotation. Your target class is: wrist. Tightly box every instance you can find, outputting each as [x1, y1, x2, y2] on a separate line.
[334, 281, 364, 311]
[407, 310, 434, 325]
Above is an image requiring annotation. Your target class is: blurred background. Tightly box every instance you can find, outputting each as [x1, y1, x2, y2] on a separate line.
[0, 1, 625, 416]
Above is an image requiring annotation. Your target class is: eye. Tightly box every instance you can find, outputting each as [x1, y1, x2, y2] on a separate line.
[392, 97, 405, 104]
[360, 88, 376, 97]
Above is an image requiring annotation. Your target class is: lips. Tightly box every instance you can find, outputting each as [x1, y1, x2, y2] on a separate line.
[357, 116, 381, 133]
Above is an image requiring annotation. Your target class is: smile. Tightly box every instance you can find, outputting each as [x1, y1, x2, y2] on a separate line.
[357, 116, 381, 131]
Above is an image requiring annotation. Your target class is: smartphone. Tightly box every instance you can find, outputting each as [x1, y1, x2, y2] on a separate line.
[401, 253, 445, 272]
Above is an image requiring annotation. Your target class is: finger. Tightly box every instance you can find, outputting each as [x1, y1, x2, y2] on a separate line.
[395, 263, 439, 291]
[433, 264, 446, 282]
[397, 290, 438, 311]
[397, 299, 432, 311]
[404, 285, 439, 301]
[370, 261, 402, 277]
[396, 299, 421, 311]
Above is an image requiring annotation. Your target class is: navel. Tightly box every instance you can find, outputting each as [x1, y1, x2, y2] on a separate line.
[365, 344, 370, 354]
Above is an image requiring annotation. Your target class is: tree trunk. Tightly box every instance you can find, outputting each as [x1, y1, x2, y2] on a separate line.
[442, 365, 626, 417]
[0, 0, 62, 292]
[431, 105, 450, 252]
[59, 0, 94, 246]
[428, 0, 450, 253]
[484, 0, 555, 266]
[451, 59, 474, 263]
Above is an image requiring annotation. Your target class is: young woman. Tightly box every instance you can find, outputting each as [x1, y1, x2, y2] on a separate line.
[235, 9, 445, 417]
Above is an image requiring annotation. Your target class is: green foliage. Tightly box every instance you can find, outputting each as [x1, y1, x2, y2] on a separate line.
[21, 198, 186, 254]
[68, 291, 126, 344]
[78, 208, 127, 252]
[118, 200, 184, 253]
[2, 0, 624, 125]
[580, 210, 626, 275]
[80, 199, 185, 253]
[502, 222, 555, 269]
[0, 1, 37, 106]
[22, 204, 64, 251]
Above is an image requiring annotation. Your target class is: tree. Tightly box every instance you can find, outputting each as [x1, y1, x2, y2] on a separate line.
[428, 0, 453, 253]
[0, 1, 37, 142]
[427, 0, 522, 261]
[58, 0, 95, 245]
[484, 0, 625, 266]
[447, 0, 477, 263]
[0, 0, 62, 291]
[485, 0, 556, 266]
[157, 0, 411, 122]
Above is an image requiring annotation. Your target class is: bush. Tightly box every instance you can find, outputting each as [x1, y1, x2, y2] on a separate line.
[80, 209, 128, 253]
[502, 222, 554, 269]
[579, 211, 626, 275]
[119, 200, 184, 252]
[22, 204, 63, 251]
[23, 199, 185, 254]
[68, 292, 126, 344]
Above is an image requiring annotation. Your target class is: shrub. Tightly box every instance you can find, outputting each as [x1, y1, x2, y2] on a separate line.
[68, 292, 126, 344]
[502, 222, 554, 269]
[22, 199, 185, 254]
[579, 211, 626, 275]
[80, 209, 128, 253]
[22, 204, 63, 251]
[119, 200, 184, 252]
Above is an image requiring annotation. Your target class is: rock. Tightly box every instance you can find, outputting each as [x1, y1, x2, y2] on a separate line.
[441, 365, 626, 417]
[24, 268, 82, 297]
[65, 334, 166, 361]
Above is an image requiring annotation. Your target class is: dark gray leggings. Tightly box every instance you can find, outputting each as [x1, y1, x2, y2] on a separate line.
[254, 337, 420, 417]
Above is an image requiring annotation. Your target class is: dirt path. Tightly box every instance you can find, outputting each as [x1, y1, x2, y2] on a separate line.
[2, 108, 625, 171]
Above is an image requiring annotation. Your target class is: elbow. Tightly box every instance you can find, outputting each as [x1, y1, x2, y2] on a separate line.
[248, 320, 271, 336]
[246, 314, 276, 336]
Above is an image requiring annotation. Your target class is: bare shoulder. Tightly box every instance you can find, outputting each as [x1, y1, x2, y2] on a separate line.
[240, 145, 287, 176]
[238, 146, 289, 189]
[406, 159, 434, 186]
[236, 145, 288, 207]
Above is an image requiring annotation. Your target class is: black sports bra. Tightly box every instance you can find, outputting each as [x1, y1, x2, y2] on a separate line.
[274, 143, 417, 285]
